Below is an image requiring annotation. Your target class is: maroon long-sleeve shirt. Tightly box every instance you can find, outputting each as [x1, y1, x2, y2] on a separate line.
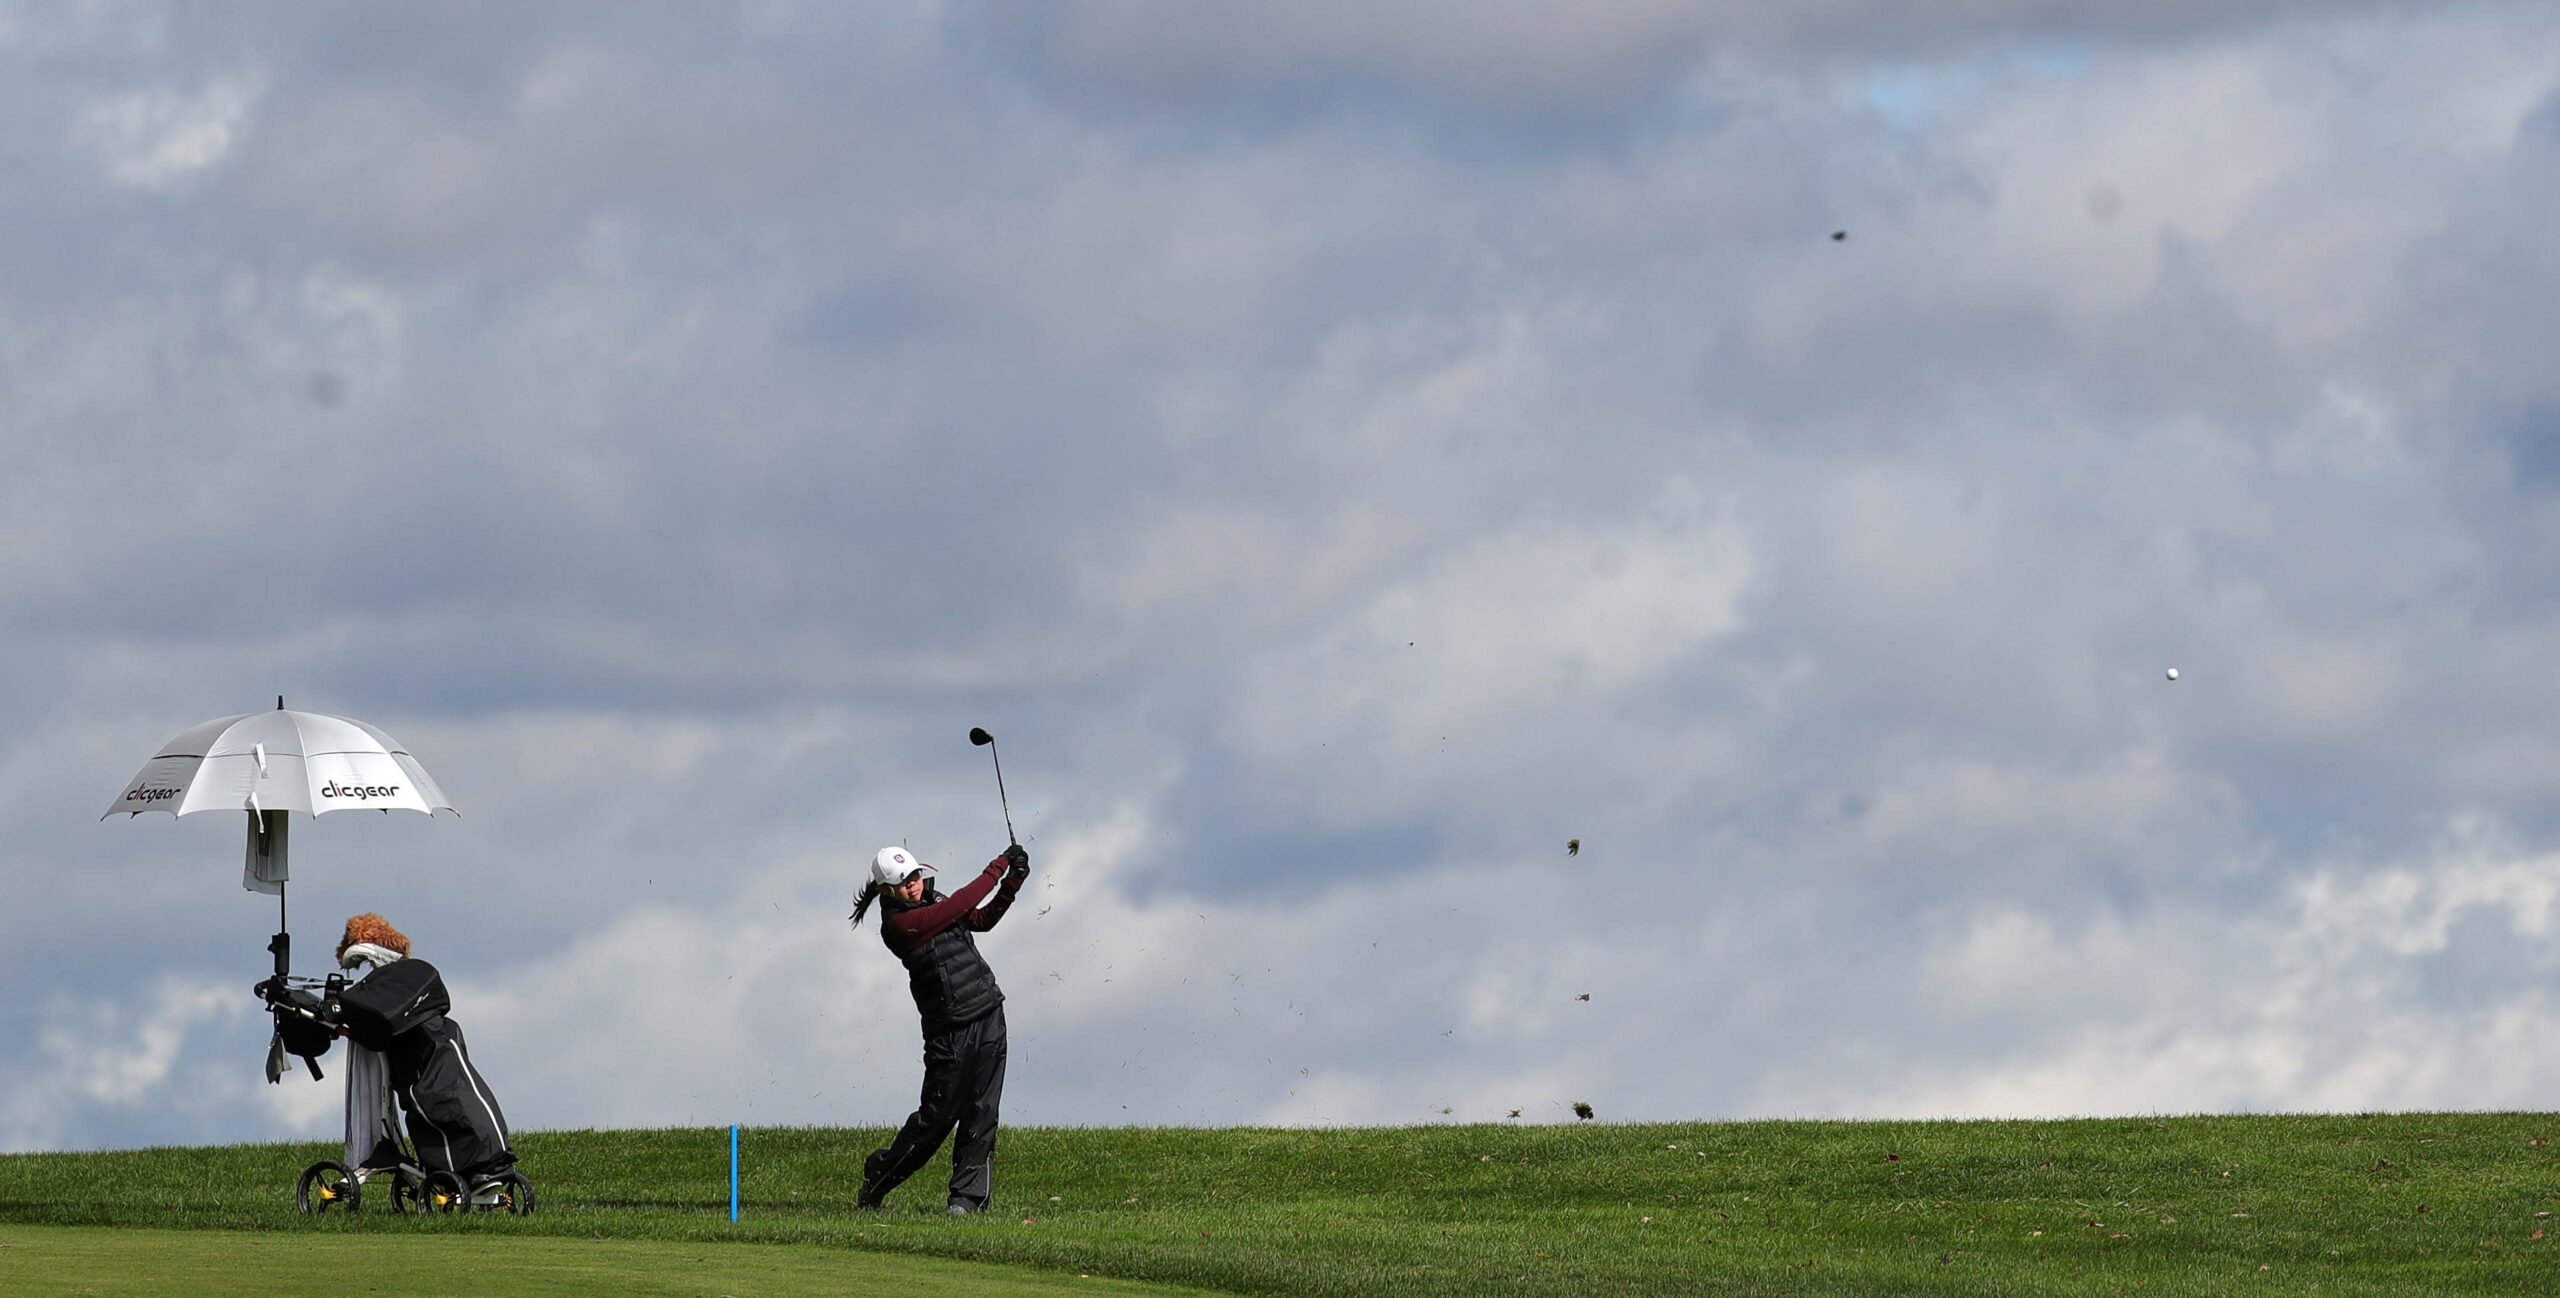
[880, 857, 1026, 956]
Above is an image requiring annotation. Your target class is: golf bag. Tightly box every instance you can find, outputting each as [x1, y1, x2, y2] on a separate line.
[335, 959, 516, 1177]
[335, 958, 448, 1051]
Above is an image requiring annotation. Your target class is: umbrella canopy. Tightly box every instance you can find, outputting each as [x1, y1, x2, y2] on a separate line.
[104, 707, 456, 820]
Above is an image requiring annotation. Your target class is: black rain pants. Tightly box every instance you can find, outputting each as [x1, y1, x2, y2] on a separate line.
[866, 1006, 1007, 1210]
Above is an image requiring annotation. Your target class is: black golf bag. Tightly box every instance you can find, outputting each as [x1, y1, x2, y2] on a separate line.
[334, 959, 516, 1177]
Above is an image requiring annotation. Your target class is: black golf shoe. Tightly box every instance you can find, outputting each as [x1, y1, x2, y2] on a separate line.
[856, 1150, 891, 1210]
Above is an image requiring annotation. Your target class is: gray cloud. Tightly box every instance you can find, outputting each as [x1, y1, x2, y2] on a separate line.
[8, 3, 2560, 1151]
[978, 0, 2446, 115]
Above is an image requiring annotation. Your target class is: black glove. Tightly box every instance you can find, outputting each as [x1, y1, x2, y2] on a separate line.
[1003, 843, 1029, 879]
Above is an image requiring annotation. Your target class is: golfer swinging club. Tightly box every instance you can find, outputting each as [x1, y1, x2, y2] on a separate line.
[850, 839, 1029, 1213]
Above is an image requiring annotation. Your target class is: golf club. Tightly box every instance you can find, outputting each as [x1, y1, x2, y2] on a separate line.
[968, 726, 1016, 845]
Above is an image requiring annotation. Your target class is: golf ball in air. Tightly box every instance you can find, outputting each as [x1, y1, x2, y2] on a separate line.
[2165, 668, 2180, 681]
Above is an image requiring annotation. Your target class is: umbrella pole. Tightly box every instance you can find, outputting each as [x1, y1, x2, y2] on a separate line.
[277, 811, 288, 967]
[268, 878, 290, 981]
[252, 810, 292, 980]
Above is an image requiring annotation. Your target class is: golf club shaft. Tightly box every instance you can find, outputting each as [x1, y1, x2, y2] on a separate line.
[989, 743, 1016, 844]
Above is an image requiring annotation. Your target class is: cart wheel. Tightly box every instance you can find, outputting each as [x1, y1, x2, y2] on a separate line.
[295, 1161, 358, 1214]
[389, 1167, 431, 1215]
[422, 1170, 467, 1215]
[482, 1169, 536, 1215]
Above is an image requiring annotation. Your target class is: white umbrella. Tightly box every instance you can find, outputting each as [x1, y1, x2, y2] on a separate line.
[105, 699, 456, 980]
[106, 701, 455, 824]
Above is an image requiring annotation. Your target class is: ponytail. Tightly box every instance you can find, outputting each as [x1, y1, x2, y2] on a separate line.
[849, 881, 881, 928]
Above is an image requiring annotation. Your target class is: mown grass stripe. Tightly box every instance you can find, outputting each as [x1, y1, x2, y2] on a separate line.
[0, 1223, 1216, 1297]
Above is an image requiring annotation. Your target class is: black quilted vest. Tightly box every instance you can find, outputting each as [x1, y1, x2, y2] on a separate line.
[882, 889, 1004, 1036]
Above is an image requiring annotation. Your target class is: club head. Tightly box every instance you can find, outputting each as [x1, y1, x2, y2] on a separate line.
[968, 727, 994, 747]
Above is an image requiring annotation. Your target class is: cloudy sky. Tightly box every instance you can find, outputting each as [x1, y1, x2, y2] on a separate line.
[9, 0, 2560, 1153]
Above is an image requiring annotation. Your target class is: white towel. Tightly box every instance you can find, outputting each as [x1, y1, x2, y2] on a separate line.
[339, 945, 407, 1169]
[344, 1042, 404, 1169]
[242, 810, 288, 896]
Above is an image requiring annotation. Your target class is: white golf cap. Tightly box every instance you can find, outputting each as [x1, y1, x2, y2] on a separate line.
[870, 845, 935, 888]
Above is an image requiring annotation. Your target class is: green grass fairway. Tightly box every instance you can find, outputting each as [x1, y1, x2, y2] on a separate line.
[0, 1224, 1213, 1297]
[2, 1115, 2554, 1296]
